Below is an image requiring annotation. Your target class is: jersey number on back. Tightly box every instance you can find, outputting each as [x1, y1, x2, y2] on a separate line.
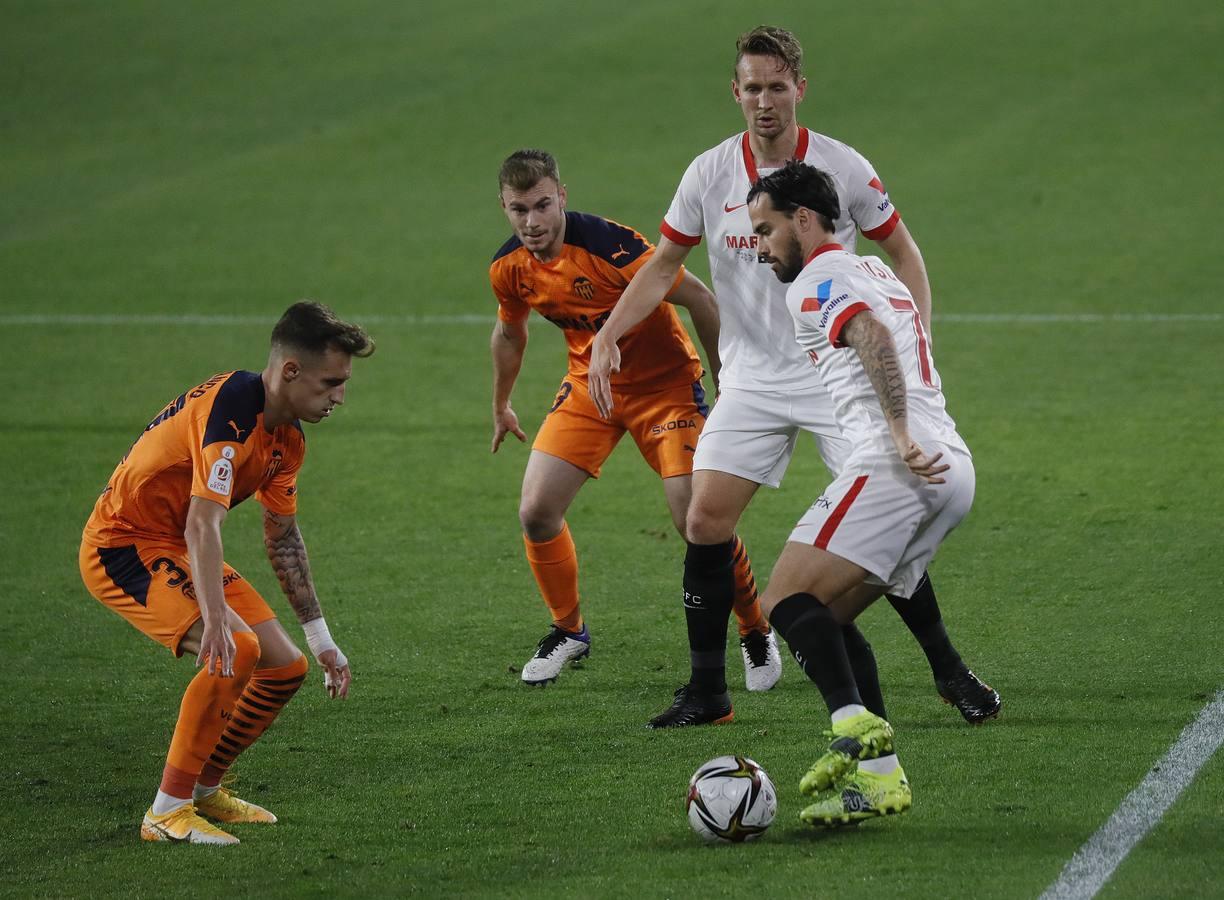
[887, 298, 935, 388]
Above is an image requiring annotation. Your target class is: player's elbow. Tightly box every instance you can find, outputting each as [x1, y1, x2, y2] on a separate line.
[183, 512, 221, 552]
[184, 497, 226, 542]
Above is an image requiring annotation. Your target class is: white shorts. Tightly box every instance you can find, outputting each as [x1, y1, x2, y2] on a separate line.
[788, 442, 975, 598]
[692, 386, 850, 488]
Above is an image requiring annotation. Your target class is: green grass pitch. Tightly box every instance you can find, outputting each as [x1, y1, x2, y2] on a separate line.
[2, 1, 1223, 897]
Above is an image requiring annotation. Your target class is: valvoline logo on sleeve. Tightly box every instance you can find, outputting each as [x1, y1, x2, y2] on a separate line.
[800, 279, 834, 313]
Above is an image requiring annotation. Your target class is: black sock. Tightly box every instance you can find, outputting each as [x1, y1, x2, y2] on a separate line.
[886, 572, 964, 679]
[769, 593, 862, 715]
[842, 624, 888, 721]
[683, 540, 736, 693]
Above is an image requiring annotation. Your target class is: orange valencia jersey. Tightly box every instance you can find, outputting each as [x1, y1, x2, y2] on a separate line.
[490, 212, 703, 394]
[83, 371, 305, 547]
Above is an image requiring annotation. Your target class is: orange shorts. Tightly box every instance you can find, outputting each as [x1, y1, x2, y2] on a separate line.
[532, 378, 710, 478]
[78, 538, 277, 656]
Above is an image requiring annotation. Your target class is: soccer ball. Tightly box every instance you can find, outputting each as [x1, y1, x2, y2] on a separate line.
[685, 755, 778, 843]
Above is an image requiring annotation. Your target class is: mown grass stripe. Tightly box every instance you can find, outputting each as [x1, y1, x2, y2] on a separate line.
[1, 312, 1220, 327]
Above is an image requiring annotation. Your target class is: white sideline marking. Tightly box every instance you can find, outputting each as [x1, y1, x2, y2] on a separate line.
[938, 313, 1221, 323]
[0, 312, 1220, 327]
[1039, 688, 1224, 900]
[0, 312, 495, 326]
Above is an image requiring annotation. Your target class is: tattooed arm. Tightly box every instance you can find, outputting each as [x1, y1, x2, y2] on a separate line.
[264, 509, 351, 698]
[263, 509, 322, 623]
[840, 310, 949, 484]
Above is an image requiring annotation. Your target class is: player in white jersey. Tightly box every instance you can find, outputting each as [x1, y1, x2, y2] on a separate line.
[588, 25, 998, 729]
[742, 159, 977, 827]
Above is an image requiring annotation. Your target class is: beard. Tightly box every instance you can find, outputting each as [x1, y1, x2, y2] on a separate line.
[769, 233, 805, 283]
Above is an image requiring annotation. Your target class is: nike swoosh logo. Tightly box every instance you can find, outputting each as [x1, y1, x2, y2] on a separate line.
[724, 202, 747, 213]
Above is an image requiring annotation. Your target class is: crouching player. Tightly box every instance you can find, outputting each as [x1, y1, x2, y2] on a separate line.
[490, 149, 780, 690]
[78, 301, 373, 844]
[747, 162, 976, 826]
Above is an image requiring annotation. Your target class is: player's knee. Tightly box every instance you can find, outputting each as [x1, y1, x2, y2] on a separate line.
[232, 630, 262, 679]
[262, 652, 309, 680]
[519, 499, 564, 542]
[684, 503, 735, 545]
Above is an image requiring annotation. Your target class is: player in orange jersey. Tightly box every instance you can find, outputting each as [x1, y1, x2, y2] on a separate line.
[79, 301, 373, 845]
[490, 149, 782, 694]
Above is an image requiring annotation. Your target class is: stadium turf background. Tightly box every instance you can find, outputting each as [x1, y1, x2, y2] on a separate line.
[3, 1, 1222, 897]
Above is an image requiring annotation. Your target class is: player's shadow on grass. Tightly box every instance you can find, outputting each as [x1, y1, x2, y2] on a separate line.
[644, 822, 888, 852]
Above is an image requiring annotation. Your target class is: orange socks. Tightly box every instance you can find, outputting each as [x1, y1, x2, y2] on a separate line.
[729, 534, 767, 637]
[524, 523, 582, 632]
[523, 525, 761, 638]
[160, 630, 261, 800]
[198, 654, 309, 789]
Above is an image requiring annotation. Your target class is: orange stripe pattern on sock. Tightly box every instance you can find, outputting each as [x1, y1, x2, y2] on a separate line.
[162, 630, 261, 796]
[729, 534, 766, 637]
[524, 523, 582, 632]
[199, 655, 309, 788]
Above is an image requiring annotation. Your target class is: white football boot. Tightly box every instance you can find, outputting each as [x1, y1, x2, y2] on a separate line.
[740, 628, 782, 692]
[521, 624, 590, 686]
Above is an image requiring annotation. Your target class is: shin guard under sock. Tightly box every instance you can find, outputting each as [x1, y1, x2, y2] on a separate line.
[683, 540, 736, 693]
[198, 654, 309, 789]
[886, 572, 963, 678]
[769, 593, 863, 715]
[524, 523, 582, 632]
[161, 630, 260, 798]
[842, 623, 888, 721]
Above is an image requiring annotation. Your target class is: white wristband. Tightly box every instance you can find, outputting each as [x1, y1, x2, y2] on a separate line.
[303, 617, 338, 658]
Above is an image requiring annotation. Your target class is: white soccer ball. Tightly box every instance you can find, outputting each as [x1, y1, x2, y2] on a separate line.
[685, 755, 778, 843]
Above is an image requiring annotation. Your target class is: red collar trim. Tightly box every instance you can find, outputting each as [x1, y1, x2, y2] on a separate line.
[794, 125, 810, 160]
[741, 126, 810, 183]
[805, 242, 844, 264]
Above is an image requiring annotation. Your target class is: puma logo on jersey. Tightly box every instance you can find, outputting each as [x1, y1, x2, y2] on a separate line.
[228, 420, 245, 439]
[611, 244, 630, 260]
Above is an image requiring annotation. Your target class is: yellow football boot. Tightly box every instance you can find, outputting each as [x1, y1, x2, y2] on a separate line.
[800, 766, 912, 827]
[800, 710, 895, 795]
[195, 787, 278, 824]
[140, 805, 240, 845]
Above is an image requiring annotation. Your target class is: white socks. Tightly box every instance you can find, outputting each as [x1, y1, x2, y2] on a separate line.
[859, 754, 900, 775]
[830, 704, 867, 723]
[151, 790, 191, 816]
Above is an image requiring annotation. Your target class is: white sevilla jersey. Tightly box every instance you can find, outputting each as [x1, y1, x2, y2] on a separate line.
[661, 128, 901, 392]
[786, 244, 968, 455]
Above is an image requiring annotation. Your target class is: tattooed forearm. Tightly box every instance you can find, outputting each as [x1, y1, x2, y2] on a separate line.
[844, 312, 908, 426]
[263, 510, 322, 624]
